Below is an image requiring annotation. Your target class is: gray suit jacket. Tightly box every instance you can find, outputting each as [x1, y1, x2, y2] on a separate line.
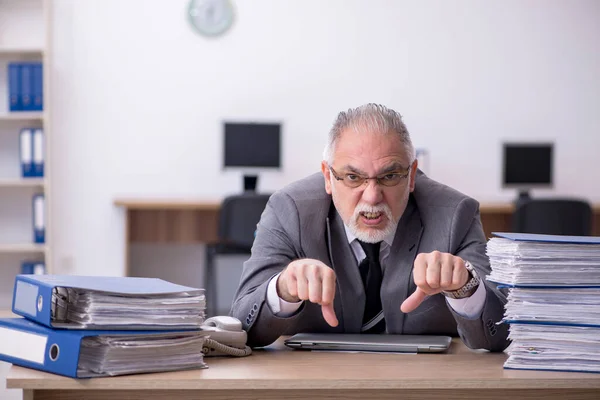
[230, 171, 510, 351]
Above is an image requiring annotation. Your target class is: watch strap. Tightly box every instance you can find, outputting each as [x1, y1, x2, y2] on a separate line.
[442, 261, 480, 299]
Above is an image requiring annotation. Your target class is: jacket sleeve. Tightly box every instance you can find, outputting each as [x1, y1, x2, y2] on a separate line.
[229, 191, 307, 348]
[448, 198, 511, 352]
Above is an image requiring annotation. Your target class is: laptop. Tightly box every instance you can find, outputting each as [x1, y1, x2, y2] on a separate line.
[284, 333, 452, 353]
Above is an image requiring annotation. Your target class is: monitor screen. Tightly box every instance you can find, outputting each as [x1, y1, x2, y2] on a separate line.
[502, 143, 553, 187]
[224, 123, 281, 168]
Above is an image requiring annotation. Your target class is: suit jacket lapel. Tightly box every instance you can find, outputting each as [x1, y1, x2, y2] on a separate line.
[382, 196, 423, 333]
[326, 206, 365, 333]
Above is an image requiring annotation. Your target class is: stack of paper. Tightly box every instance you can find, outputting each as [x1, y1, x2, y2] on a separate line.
[486, 232, 600, 373]
[77, 331, 207, 377]
[13, 275, 206, 329]
[1, 275, 210, 378]
[0, 317, 209, 378]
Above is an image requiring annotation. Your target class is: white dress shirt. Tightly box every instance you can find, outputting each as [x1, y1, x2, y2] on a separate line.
[266, 222, 486, 318]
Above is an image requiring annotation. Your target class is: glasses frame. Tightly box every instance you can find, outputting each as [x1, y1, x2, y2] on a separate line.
[328, 163, 413, 189]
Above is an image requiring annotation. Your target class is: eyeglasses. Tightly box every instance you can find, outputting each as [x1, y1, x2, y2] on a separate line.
[328, 164, 411, 188]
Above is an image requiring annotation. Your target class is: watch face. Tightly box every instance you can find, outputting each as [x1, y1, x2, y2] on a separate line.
[188, 0, 234, 37]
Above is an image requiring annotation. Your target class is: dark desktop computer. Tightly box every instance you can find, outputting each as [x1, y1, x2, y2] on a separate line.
[223, 122, 281, 192]
[502, 142, 554, 204]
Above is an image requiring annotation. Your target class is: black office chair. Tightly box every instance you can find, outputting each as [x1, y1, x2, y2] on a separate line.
[205, 193, 271, 316]
[512, 198, 592, 236]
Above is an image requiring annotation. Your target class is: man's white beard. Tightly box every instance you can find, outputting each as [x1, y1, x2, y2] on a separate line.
[348, 202, 398, 243]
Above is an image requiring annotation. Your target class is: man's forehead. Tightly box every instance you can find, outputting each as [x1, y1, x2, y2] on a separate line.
[333, 132, 410, 166]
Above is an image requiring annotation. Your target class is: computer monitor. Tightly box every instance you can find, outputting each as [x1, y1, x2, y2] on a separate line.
[502, 142, 553, 202]
[224, 122, 281, 191]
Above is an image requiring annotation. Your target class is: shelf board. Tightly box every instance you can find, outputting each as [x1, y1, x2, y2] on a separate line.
[0, 243, 47, 254]
[0, 178, 45, 188]
[0, 46, 44, 56]
[0, 112, 45, 121]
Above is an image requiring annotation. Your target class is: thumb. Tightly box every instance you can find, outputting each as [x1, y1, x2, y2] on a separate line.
[321, 303, 339, 327]
[401, 288, 429, 313]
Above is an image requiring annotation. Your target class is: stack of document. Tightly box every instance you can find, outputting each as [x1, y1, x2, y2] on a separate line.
[1, 275, 209, 378]
[12, 275, 206, 329]
[0, 318, 208, 378]
[486, 232, 600, 373]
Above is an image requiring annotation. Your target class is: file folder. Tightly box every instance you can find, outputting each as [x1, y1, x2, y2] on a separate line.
[32, 62, 43, 111]
[21, 63, 33, 111]
[12, 274, 206, 329]
[0, 318, 207, 378]
[19, 128, 34, 178]
[20, 63, 33, 111]
[20, 261, 46, 275]
[32, 193, 45, 243]
[32, 128, 44, 177]
[8, 63, 21, 111]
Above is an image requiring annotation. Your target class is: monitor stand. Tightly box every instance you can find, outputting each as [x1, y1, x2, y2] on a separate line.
[514, 190, 531, 207]
[243, 175, 258, 192]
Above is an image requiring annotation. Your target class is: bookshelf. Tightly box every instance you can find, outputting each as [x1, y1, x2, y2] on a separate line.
[0, 112, 45, 121]
[0, 47, 44, 56]
[0, 0, 51, 313]
[0, 178, 45, 188]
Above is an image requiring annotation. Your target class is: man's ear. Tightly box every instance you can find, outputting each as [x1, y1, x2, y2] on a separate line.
[321, 161, 332, 195]
[409, 160, 418, 192]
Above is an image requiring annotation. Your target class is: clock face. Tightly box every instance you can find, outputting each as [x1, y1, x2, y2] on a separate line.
[188, 0, 235, 37]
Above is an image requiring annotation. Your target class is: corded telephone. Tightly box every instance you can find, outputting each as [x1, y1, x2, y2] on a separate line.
[200, 316, 252, 357]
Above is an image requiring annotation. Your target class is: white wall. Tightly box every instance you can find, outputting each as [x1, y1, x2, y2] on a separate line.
[48, 0, 600, 277]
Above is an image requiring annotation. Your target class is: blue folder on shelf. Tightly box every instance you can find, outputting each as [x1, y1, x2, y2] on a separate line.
[8, 63, 21, 111]
[12, 274, 206, 329]
[0, 318, 207, 378]
[32, 193, 45, 243]
[19, 128, 34, 178]
[32, 128, 44, 177]
[32, 62, 43, 111]
[20, 261, 46, 275]
[20, 62, 33, 111]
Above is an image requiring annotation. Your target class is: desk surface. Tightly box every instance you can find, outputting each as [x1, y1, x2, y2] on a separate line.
[7, 339, 600, 392]
[114, 198, 221, 210]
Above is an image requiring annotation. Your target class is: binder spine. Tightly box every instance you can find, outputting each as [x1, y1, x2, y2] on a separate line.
[32, 62, 44, 111]
[32, 128, 44, 177]
[21, 62, 33, 111]
[8, 63, 21, 111]
[32, 193, 45, 243]
[0, 325, 48, 364]
[20, 128, 34, 178]
[12, 276, 55, 327]
[0, 318, 82, 378]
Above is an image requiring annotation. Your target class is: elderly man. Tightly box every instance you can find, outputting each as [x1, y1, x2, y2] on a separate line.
[230, 103, 509, 351]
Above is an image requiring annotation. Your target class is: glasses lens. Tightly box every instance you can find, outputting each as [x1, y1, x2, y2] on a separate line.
[344, 176, 365, 188]
[379, 174, 405, 187]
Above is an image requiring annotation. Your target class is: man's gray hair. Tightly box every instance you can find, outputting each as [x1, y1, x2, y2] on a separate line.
[323, 103, 415, 164]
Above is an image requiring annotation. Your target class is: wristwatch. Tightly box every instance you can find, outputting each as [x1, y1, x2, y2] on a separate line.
[442, 261, 480, 299]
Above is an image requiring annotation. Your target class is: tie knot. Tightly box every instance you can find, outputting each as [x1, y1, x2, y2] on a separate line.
[358, 240, 381, 261]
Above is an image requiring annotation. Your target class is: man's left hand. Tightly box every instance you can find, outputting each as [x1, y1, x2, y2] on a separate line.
[400, 251, 470, 313]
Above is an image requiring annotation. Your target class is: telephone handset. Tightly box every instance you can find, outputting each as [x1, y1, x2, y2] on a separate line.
[200, 316, 252, 357]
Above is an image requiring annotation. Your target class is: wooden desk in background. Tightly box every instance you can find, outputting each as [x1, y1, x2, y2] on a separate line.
[115, 199, 600, 273]
[7, 339, 600, 400]
[115, 199, 221, 275]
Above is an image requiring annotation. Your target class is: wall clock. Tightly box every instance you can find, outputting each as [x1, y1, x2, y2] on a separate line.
[188, 0, 235, 37]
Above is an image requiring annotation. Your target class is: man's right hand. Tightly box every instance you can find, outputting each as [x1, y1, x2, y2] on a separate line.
[276, 259, 339, 327]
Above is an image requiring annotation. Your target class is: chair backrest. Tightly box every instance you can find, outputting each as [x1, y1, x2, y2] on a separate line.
[218, 193, 271, 248]
[512, 198, 592, 236]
